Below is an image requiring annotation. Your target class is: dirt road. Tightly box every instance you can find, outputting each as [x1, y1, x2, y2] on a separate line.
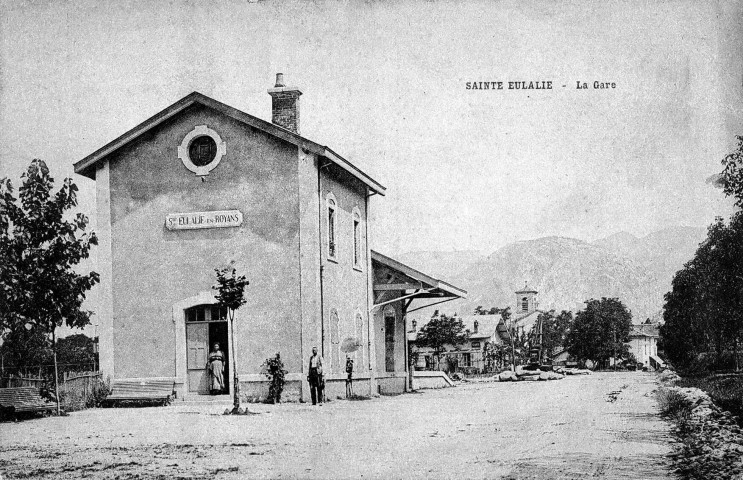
[0, 372, 673, 479]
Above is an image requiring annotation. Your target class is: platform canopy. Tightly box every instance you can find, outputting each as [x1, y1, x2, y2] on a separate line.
[371, 250, 467, 312]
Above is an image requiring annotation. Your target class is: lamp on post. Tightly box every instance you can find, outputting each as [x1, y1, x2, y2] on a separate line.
[93, 322, 99, 373]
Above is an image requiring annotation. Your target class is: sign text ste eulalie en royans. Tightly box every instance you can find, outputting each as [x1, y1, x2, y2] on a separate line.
[165, 210, 243, 231]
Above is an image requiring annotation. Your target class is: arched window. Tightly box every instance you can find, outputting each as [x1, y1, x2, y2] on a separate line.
[355, 311, 365, 368]
[384, 305, 396, 372]
[326, 193, 337, 260]
[521, 296, 529, 312]
[352, 207, 362, 269]
[330, 308, 340, 371]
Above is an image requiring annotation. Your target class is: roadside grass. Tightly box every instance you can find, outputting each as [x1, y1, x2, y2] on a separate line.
[676, 375, 743, 424]
[656, 388, 693, 427]
[658, 375, 743, 478]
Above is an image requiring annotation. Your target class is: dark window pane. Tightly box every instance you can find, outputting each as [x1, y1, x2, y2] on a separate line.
[328, 207, 336, 257]
[353, 220, 359, 265]
[188, 136, 217, 166]
[196, 307, 206, 322]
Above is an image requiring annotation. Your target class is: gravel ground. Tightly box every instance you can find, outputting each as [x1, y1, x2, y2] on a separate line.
[0, 372, 673, 479]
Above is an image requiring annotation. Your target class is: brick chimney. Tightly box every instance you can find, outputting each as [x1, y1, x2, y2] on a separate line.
[473, 320, 479, 334]
[268, 73, 302, 134]
[411, 320, 417, 331]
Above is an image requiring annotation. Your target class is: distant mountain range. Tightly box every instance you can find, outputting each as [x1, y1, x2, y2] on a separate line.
[398, 226, 707, 324]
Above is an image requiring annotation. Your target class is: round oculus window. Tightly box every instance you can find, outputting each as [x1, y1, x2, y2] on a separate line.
[188, 135, 217, 167]
[177, 125, 226, 176]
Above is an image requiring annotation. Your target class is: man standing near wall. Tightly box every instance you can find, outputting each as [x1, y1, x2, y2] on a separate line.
[308, 347, 324, 405]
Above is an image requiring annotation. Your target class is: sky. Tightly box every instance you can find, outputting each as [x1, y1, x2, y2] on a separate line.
[1, 0, 741, 258]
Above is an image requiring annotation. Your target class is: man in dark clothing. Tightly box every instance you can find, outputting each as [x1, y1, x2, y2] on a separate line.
[307, 346, 324, 405]
[345, 356, 354, 398]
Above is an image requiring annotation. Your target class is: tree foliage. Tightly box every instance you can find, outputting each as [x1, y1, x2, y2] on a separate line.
[0, 160, 98, 412]
[0, 160, 99, 334]
[416, 312, 468, 357]
[212, 267, 249, 412]
[0, 326, 52, 374]
[565, 298, 632, 368]
[0, 331, 97, 376]
[474, 305, 499, 315]
[661, 213, 743, 370]
[476, 306, 528, 369]
[56, 333, 97, 369]
[213, 268, 249, 318]
[538, 309, 573, 357]
[721, 135, 743, 208]
[660, 137, 743, 372]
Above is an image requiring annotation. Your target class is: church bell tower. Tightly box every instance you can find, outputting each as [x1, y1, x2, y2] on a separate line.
[515, 282, 538, 314]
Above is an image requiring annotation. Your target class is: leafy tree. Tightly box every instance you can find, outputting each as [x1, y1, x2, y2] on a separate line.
[566, 298, 632, 369]
[0, 325, 52, 375]
[483, 340, 509, 371]
[721, 135, 743, 208]
[658, 136, 743, 372]
[0, 159, 98, 414]
[416, 312, 467, 370]
[538, 310, 573, 360]
[56, 333, 97, 372]
[661, 212, 743, 371]
[475, 306, 526, 371]
[474, 305, 499, 315]
[493, 307, 524, 370]
[213, 267, 249, 413]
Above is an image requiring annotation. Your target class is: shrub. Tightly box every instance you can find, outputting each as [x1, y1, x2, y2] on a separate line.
[87, 377, 112, 408]
[262, 353, 288, 404]
[656, 388, 693, 421]
[677, 375, 743, 424]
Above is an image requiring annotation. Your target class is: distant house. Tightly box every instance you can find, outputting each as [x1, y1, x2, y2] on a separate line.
[627, 320, 661, 368]
[558, 320, 662, 370]
[551, 348, 578, 367]
[409, 314, 503, 373]
[409, 283, 546, 373]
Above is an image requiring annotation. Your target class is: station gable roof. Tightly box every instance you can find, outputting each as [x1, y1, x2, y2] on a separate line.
[73, 91, 385, 195]
[371, 250, 467, 301]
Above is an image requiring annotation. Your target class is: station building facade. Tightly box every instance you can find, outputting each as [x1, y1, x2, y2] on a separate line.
[74, 75, 465, 401]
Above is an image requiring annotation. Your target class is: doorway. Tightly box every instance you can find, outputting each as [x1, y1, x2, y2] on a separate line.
[185, 304, 230, 394]
[384, 305, 395, 372]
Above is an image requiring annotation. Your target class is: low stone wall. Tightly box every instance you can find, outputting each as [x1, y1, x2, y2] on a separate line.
[323, 378, 372, 401]
[377, 376, 406, 395]
[238, 378, 374, 403]
[658, 372, 743, 478]
[239, 379, 301, 403]
[413, 371, 454, 389]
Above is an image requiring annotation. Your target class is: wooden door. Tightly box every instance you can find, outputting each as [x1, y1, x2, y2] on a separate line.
[186, 323, 209, 393]
[384, 308, 395, 372]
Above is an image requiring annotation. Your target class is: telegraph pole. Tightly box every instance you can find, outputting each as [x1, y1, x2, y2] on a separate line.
[613, 325, 617, 372]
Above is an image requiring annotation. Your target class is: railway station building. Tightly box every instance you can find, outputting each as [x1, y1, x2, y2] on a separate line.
[74, 74, 465, 401]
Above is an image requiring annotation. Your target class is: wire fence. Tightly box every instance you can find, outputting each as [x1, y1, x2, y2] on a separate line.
[1, 369, 106, 412]
[0, 375, 46, 389]
[0, 362, 97, 382]
[415, 351, 502, 375]
[59, 371, 104, 411]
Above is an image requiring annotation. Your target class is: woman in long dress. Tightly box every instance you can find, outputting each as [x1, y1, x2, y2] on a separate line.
[206, 343, 225, 395]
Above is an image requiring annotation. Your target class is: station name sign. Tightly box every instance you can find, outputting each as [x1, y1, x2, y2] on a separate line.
[165, 210, 243, 231]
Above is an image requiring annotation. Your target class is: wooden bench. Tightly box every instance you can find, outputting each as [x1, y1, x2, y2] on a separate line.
[106, 379, 175, 406]
[0, 387, 56, 418]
